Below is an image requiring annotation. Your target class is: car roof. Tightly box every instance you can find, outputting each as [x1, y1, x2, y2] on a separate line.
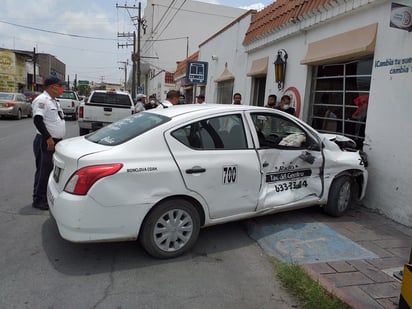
[146, 103, 279, 118]
[92, 90, 130, 95]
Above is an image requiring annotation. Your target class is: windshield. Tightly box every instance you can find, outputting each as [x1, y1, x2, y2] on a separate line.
[0, 93, 14, 100]
[86, 112, 170, 145]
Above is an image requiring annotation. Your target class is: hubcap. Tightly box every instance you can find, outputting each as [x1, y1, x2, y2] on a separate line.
[153, 209, 193, 252]
[337, 181, 351, 212]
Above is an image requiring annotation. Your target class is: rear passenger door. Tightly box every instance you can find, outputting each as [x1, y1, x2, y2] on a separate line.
[165, 113, 261, 219]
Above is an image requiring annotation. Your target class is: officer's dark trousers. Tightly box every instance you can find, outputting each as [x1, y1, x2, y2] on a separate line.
[33, 134, 59, 202]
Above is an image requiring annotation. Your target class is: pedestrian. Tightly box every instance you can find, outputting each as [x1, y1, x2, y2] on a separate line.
[157, 90, 179, 108]
[265, 94, 277, 108]
[178, 94, 186, 104]
[32, 76, 66, 210]
[233, 92, 242, 105]
[145, 95, 157, 110]
[196, 94, 205, 104]
[279, 94, 295, 116]
[134, 94, 146, 113]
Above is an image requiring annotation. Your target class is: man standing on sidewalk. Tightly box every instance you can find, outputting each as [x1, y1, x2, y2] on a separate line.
[32, 76, 66, 210]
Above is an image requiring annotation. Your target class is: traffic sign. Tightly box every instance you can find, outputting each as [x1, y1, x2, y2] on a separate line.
[186, 61, 208, 84]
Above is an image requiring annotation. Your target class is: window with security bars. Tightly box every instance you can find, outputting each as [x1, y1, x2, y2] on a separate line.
[216, 80, 234, 104]
[309, 58, 373, 149]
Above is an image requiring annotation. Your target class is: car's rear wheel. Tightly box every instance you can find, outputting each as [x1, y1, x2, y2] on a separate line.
[323, 176, 352, 217]
[16, 109, 22, 120]
[140, 199, 200, 259]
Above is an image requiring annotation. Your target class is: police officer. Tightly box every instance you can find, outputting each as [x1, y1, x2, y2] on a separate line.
[32, 76, 66, 210]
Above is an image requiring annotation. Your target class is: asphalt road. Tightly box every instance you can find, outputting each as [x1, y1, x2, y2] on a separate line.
[0, 117, 297, 309]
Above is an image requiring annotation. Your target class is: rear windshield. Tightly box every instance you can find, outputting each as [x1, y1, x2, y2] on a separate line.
[58, 92, 76, 99]
[0, 93, 14, 100]
[89, 92, 132, 107]
[86, 112, 170, 145]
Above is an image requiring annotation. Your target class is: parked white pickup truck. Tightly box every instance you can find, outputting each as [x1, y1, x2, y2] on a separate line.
[56, 90, 81, 120]
[78, 89, 135, 135]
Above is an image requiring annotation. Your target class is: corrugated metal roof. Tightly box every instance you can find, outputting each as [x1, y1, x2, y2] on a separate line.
[243, 0, 334, 45]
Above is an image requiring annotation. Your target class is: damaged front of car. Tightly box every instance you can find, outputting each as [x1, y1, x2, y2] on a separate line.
[319, 133, 368, 216]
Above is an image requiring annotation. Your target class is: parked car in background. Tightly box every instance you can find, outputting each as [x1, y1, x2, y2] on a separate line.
[77, 89, 134, 135]
[56, 90, 81, 120]
[48, 104, 368, 259]
[0, 92, 32, 120]
[24, 91, 41, 103]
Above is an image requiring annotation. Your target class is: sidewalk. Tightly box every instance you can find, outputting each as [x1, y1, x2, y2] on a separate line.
[248, 206, 411, 309]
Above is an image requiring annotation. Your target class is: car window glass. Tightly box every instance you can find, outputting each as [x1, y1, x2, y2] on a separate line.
[58, 92, 76, 99]
[86, 112, 170, 145]
[251, 113, 308, 149]
[0, 93, 13, 100]
[89, 92, 132, 107]
[171, 114, 247, 150]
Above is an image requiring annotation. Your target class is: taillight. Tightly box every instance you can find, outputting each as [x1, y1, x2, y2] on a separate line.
[6, 102, 15, 107]
[72, 101, 75, 107]
[78, 106, 84, 118]
[64, 164, 123, 195]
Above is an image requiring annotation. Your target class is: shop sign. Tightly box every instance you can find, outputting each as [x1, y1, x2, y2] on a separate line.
[390, 2, 412, 31]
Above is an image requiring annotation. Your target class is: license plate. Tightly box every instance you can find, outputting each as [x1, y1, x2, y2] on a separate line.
[53, 166, 61, 183]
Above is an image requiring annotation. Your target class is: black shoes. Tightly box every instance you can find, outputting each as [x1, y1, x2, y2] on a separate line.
[32, 199, 49, 210]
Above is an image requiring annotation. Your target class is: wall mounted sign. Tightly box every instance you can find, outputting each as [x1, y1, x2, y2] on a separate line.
[390, 2, 412, 31]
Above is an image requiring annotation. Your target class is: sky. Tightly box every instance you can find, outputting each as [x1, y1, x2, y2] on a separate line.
[0, 0, 271, 85]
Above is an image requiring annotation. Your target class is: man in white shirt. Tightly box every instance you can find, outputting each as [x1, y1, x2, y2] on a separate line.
[158, 90, 179, 108]
[32, 76, 66, 210]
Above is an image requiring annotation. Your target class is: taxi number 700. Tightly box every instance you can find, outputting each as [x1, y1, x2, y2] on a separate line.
[222, 165, 237, 184]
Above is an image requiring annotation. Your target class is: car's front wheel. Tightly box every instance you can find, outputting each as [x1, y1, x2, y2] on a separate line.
[323, 176, 352, 217]
[140, 199, 200, 259]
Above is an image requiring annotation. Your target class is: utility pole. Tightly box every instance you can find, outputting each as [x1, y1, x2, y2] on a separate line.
[117, 31, 136, 97]
[118, 60, 128, 91]
[32, 47, 36, 91]
[116, 2, 147, 98]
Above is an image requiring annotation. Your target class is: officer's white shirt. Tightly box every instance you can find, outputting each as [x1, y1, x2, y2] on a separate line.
[157, 100, 173, 108]
[33, 90, 66, 139]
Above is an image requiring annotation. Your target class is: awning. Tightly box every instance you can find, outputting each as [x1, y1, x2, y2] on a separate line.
[214, 63, 235, 83]
[301, 23, 378, 65]
[247, 56, 268, 77]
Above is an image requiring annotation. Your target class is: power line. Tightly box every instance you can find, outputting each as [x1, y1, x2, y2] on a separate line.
[0, 19, 116, 41]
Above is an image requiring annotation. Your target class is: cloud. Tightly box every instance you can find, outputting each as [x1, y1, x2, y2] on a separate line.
[240, 3, 265, 11]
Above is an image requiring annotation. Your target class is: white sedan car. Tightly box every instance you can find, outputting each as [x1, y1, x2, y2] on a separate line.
[47, 104, 368, 258]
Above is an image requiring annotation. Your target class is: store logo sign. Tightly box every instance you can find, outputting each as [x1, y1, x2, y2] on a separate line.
[390, 2, 412, 31]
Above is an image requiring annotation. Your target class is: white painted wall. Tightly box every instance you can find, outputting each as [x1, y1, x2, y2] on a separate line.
[199, 13, 254, 103]
[363, 1, 412, 226]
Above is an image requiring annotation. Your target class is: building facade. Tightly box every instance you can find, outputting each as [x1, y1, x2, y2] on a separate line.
[196, 0, 412, 226]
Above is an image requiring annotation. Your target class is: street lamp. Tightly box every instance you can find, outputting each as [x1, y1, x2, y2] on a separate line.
[274, 49, 288, 90]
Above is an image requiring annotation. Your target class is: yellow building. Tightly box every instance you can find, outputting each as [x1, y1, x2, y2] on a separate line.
[0, 50, 27, 93]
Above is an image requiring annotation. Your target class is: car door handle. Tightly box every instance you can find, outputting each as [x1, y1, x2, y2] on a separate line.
[104, 107, 112, 112]
[186, 168, 206, 174]
[262, 162, 269, 167]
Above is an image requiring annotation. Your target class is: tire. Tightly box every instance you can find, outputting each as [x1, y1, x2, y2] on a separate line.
[79, 128, 89, 136]
[140, 199, 200, 259]
[16, 109, 22, 120]
[323, 176, 352, 217]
